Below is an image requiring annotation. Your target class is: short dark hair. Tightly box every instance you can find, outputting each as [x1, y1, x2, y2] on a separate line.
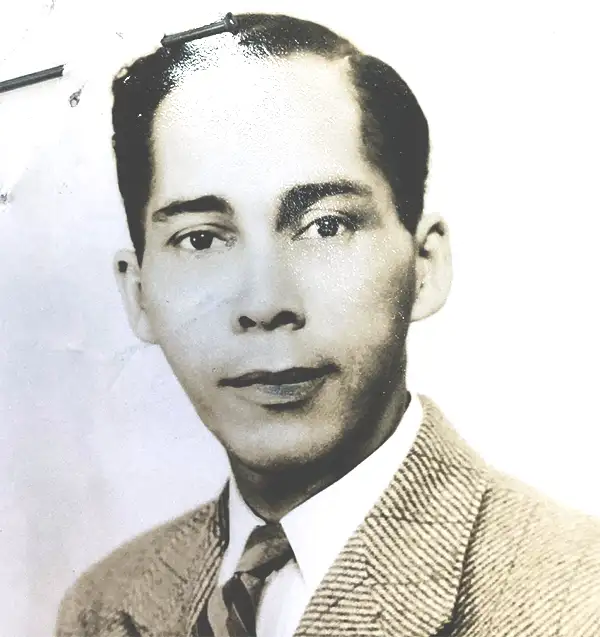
[112, 13, 430, 262]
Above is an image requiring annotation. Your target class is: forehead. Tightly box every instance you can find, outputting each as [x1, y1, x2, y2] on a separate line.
[148, 53, 377, 209]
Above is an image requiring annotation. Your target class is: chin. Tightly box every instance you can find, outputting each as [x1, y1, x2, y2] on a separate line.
[225, 419, 337, 473]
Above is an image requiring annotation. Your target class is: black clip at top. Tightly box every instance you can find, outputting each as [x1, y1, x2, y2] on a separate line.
[0, 64, 65, 95]
[161, 12, 239, 47]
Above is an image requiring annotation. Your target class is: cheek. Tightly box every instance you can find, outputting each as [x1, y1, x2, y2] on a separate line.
[139, 255, 239, 354]
[302, 237, 415, 335]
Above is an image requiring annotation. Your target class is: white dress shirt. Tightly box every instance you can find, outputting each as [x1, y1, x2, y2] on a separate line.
[218, 392, 423, 637]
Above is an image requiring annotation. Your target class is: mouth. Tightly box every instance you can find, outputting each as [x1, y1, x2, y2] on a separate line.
[219, 364, 338, 406]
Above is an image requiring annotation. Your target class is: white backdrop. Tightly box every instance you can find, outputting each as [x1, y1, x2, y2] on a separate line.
[1, 1, 599, 636]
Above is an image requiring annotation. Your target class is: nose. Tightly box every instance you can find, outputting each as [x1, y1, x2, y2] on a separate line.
[232, 251, 306, 333]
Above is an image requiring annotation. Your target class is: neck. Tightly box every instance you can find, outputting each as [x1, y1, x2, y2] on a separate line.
[229, 384, 411, 522]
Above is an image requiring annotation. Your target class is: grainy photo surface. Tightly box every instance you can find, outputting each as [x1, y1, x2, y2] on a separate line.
[1, 3, 599, 637]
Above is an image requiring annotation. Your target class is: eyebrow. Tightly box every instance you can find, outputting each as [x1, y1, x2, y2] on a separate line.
[151, 195, 232, 222]
[150, 179, 372, 225]
[276, 180, 373, 230]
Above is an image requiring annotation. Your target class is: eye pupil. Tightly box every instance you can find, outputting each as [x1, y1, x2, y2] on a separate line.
[316, 217, 340, 237]
[189, 232, 214, 250]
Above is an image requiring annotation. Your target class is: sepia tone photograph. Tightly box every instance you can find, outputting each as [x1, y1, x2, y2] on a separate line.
[1, 1, 599, 636]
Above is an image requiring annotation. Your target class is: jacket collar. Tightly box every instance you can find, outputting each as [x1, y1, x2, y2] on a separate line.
[124, 485, 229, 636]
[125, 396, 488, 637]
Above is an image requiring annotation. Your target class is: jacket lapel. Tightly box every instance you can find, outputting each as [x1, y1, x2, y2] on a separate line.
[295, 396, 489, 637]
[124, 485, 229, 637]
[294, 530, 386, 636]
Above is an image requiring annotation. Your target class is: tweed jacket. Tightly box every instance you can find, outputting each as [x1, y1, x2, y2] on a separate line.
[56, 396, 600, 636]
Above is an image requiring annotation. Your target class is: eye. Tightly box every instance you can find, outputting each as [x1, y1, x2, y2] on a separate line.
[298, 215, 355, 240]
[173, 230, 230, 252]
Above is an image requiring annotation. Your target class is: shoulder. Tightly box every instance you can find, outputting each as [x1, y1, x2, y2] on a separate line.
[55, 498, 218, 636]
[458, 468, 600, 635]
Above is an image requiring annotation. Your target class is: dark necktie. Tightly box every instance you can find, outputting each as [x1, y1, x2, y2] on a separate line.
[203, 522, 293, 637]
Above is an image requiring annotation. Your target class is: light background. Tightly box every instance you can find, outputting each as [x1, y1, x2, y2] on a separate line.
[1, 1, 599, 636]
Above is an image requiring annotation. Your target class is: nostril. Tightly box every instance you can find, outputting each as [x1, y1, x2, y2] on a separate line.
[262, 310, 305, 331]
[239, 315, 257, 330]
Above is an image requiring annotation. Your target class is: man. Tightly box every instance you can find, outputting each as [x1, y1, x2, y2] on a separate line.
[56, 12, 600, 637]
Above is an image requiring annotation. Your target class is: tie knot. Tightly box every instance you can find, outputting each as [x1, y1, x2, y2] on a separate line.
[202, 522, 294, 636]
[235, 522, 293, 579]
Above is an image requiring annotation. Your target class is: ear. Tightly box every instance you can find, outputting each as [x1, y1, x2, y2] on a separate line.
[113, 249, 157, 343]
[411, 215, 453, 322]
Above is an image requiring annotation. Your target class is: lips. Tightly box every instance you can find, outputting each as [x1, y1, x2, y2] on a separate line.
[219, 364, 338, 406]
[221, 365, 336, 388]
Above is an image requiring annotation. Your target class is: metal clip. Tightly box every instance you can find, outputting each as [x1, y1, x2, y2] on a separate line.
[161, 13, 239, 47]
[0, 64, 64, 95]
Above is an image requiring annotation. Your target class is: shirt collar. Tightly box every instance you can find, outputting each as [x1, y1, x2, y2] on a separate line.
[222, 393, 423, 596]
[219, 476, 263, 584]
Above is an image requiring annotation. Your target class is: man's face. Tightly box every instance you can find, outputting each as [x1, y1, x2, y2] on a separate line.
[133, 53, 419, 471]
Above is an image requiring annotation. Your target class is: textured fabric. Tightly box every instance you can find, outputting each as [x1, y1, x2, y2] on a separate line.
[219, 392, 422, 637]
[205, 523, 293, 636]
[55, 396, 600, 637]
